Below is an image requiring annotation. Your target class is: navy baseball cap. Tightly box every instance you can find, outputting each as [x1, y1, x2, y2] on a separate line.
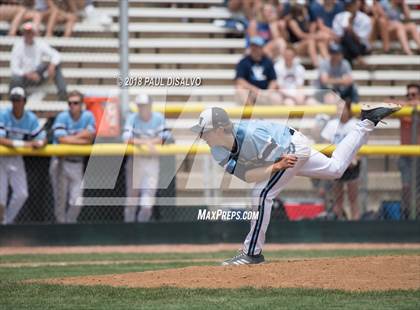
[190, 107, 231, 134]
[249, 36, 265, 47]
[329, 43, 343, 54]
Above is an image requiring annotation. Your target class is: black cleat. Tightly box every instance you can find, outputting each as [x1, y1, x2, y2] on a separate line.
[360, 102, 401, 126]
[221, 251, 265, 266]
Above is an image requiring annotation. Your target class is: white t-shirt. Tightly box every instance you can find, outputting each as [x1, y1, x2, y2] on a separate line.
[274, 58, 305, 91]
[332, 11, 372, 47]
[11, 38, 61, 76]
[321, 118, 358, 144]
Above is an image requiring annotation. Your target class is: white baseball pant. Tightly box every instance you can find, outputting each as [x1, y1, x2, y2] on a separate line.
[244, 119, 374, 255]
[49, 157, 84, 223]
[125, 156, 159, 222]
[0, 156, 29, 224]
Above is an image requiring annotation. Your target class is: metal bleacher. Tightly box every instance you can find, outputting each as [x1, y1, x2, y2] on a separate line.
[0, 0, 418, 137]
[0, 0, 419, 108]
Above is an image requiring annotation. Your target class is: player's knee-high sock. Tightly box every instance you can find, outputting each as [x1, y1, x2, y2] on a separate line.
[6, 190, 28, 224]
[6, 159, 28, 224]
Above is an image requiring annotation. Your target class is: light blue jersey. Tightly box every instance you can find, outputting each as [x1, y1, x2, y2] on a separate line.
[52, 110, 96, 144]
[122, 112, 165, 141]
[210, 120, 294, 181]
[0, 107, 45, 141]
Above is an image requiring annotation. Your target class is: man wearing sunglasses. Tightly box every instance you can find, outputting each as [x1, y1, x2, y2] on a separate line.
[399, 84, 420, 219]
[49, 90, 96, 223]
[0, 87, 46, 224]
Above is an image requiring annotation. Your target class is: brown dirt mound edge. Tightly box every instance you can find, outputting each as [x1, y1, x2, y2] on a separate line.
[35, 255, 420, 292]
[3, 243, 420, 255]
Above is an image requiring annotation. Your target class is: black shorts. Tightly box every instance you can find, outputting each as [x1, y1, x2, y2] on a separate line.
[338, 161, 360, 182]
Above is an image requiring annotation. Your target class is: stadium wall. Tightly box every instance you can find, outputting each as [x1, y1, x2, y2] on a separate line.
[1, 221, 419, 246]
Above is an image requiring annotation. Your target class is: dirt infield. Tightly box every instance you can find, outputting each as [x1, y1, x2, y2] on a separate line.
[3, 243, 420, 255]
[40, 255, 420, 292]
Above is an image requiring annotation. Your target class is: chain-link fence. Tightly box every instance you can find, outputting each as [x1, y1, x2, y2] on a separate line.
[1, 151, 418, 224]
[1, 98, 419, 224]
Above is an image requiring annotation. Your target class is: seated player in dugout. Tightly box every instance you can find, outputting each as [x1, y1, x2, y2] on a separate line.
[49, 90, 96, 224]
[191, 102, 401, 265]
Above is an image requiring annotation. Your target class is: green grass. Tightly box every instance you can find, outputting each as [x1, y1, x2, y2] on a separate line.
[0, 262, 213, 282]
[0, 249, 419, 310]
[1, 284, 419, 310]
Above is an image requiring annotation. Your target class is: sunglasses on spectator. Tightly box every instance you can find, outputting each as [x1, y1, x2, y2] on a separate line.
[68, 100, 81, 105]
[407, 92, 417, 98]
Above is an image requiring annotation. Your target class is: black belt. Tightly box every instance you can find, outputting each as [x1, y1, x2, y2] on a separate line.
[289, 128, 295, 136]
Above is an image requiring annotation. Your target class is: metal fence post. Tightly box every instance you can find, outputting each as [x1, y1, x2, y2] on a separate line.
[410, 105, 418, 220]
[119, 0, 129, 118]
[360, 156, 368, 215]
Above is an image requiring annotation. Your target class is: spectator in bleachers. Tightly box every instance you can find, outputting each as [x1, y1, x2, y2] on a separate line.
[333, 0, 372, 65]
[285, 3, 330, 67]
[122, 94, 165, 223]
[276, 0, 294, 18]
[359, 0, 382, 47]
[10, 22, 67, 100]
[247, 2, 286, 59]
[321, 99, 361, 220]
[316, 43, 359, 103]
[20, 1, 43, 34]
[64, 0, 111, 26]
[30, 0, 54, 36]
[215, 0, 249, 32]
[235, 36, 280, 106]
[274, 47, 314, 105]
[229, 0, 264, 25]
[309, 0, 344, 37]
[32, 0, 76, 37]
[0, 1, 26, 36]
[0, 87, 46, 224]
[49, 90, 96, 223]
[377, 0, 420, 55]
[398, 84, 420, 219]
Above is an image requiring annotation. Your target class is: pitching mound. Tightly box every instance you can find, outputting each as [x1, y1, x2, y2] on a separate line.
[41, 255, 420, 292]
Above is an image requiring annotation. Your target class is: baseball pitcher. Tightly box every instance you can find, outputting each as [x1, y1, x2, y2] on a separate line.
[191, 102, 400, 265]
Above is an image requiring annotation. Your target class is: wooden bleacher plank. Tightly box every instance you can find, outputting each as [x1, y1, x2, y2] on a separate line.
[0, 84, 409, 97]
[0, 36, 245, 49]
[95, 0, 223, 4]
[1, 51, 419, 66]
[0, 68, 418, 82]
[0, 22, 235, 34]
[2, 36, 417, 50]
[97, 7, 231, 19]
